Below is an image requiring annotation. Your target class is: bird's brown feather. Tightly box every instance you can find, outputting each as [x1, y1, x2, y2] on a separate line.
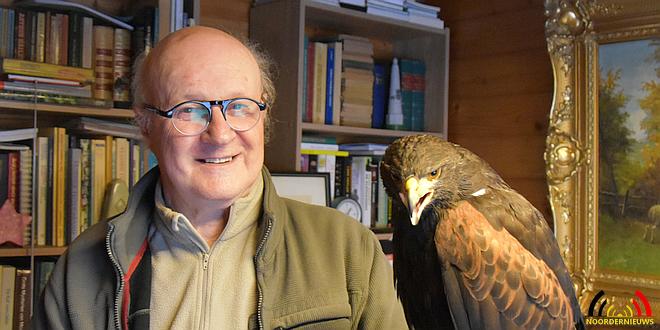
[436, 201, 574, 329]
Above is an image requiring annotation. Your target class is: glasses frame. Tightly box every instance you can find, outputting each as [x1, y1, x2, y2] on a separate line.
[143, 97, 267, 135]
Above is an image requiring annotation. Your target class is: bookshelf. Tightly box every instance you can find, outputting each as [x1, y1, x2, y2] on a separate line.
[0, 0, 199, 323]
[250, 0, 449, 172]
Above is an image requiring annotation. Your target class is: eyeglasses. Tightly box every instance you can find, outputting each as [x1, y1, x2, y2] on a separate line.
[144, 98, 267, 136]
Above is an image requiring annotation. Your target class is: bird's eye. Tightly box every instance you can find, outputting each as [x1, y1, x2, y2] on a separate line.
[429, 168, 441, 179]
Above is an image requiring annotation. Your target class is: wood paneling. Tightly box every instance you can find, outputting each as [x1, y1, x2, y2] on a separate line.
[430, 0, 553, 222]
[200, 0, 251, 37]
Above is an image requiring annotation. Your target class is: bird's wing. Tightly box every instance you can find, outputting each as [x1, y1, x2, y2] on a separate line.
[435, 201, 574, 329]
[468, 187, 584, 327]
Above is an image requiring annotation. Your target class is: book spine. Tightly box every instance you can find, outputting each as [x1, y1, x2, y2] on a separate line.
[305, 42, 315, 123]
[15, 11, 26, 60]
[411, 60, 425, 131]
[301, 37, 308, 123]
[325, 44, 334, 125]
[93, 26, 114, 100]
[7, 151, 19, 211]
[79, 139, 90, 233]
[59, 14, 69, 66]
[0, 8, 7, 59]
[400, 59, 414, 130]
[0, 266, 16, 330]
[312, 42, 327, 124]
[1, 58, 94, 84]
[67, 13, 81, 67]
[81, 17, 93, 69]
[112, 28, 131, 104]
[91, 139, 106, 225]
[68, 148, 81, 243]
[56, 129, 67, 247]
[36, 137, 48, 246]
[332, 41, 342, 126]
[24, 11, 35, 61]
[371, 63, 386, 129]
[115, 138, 130, 187]
[18, 149, 33, 246]
[35, 12, 45, 63]
[12, 269, 31, 330]
[7, 9, 15, 59]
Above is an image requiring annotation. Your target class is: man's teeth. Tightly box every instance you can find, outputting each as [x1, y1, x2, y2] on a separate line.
[203, 156, 232, 164]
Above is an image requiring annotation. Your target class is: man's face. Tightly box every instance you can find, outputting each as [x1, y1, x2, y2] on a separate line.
[145, 29, 265, 210]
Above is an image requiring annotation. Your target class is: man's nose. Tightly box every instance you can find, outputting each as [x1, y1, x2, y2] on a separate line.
[202, 106, 236, 144]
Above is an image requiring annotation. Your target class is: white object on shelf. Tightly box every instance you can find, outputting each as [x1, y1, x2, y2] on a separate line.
[387, 58, 403, 129]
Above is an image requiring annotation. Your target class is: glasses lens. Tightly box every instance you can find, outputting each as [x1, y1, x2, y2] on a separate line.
[172, 102, 210, 135]
[225, 99, 261, 131]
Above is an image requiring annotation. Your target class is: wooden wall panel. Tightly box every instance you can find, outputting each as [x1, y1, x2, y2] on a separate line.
[204, 0, 554, 225]
[429, 0, 554, 224]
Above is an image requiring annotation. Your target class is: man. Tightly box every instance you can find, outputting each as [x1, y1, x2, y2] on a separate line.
[33, 26, 407, 329]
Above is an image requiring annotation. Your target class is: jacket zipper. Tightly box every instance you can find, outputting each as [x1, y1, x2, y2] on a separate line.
[200, 253, 210, 330]
[105, 224, 125, 330]
[253, 216, 274, 330]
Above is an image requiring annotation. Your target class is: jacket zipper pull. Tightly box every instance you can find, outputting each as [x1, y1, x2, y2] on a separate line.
[203, 253, 210, 270]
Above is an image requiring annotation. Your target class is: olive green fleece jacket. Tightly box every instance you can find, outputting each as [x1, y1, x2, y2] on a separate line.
[33, 167, 408, 329]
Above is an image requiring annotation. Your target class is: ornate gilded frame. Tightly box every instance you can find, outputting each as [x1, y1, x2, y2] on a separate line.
[545, 0, 660, 319]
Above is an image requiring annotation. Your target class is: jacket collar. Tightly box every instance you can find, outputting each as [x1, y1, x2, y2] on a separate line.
[107, 166, 286, 272]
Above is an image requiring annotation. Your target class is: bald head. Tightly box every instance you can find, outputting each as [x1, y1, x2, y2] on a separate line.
[132, 26, 275, 140]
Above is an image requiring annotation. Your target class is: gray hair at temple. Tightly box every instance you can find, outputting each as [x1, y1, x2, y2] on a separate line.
[131, 29, 277, 142]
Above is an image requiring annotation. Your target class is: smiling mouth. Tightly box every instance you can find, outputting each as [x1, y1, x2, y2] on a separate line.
[198, 156, 234, 164]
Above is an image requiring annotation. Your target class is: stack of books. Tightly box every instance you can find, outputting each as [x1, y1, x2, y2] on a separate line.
[366, 0, 407, 21]
[405, 0, 443, 29]
[340, 34, 374, 128]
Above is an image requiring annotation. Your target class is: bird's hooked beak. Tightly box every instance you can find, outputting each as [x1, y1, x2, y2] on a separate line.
[399, 177, 434, 226]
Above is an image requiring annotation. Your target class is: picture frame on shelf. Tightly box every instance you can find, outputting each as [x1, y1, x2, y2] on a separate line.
[270, 172, 331, 207]
[545, 0, 660, 322]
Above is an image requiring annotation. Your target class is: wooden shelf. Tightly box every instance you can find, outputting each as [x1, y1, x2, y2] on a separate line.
[302, 122, 443, 139]
[0, 247, 67, 257]
[0, 100, 134, 118]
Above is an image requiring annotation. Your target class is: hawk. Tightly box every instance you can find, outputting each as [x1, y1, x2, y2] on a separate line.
[380, 134, 584, 330]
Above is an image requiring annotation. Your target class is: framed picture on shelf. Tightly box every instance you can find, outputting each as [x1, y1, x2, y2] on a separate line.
[270, 172, 330, 207]
[545, 0, 660, 322]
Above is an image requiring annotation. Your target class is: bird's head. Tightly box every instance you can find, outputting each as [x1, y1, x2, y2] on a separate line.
[381, 134, 485, 226]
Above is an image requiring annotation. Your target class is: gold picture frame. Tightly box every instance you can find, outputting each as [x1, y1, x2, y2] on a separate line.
[545, 0, 660, 322]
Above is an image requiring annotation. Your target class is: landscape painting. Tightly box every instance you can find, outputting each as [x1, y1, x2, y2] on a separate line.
[597, 38, 660, 278]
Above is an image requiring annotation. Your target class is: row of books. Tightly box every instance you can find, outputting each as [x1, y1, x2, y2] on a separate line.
[0, 124, 156, 248]
[0, 261, 55, 330]
[310, 0, 444, 29]
[302, 34, 426, 131]
[0, 2, 161, 107]
[300, 139, 392, 228]
[303, 34, 384, 129]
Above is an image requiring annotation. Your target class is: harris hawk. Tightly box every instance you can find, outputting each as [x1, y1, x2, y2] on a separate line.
[380, 134, 585, 330]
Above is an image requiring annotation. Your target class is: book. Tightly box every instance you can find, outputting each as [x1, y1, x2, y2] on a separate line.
[0, 265, 16, 330]
[325, 43, 335, 125]
[67, 147, 81, 243]
[331, 40, 342, 126]
[81, 16, 93, 69]
[305, 41, 315, 123]
[0, 80, 92, 98]
[14, 0, 134, 31]
[19, 149, 33, 246]
[312, 42, 327, 124]
[112, 28, 131, 106]
[0, 89, 112, 108]
[372, 63, 387, 128]
[90, 138, 106, 225]
[0, 128, 37, 143]
[36, 136, 48, 245]
[6, 73, 82, 86]
[1, 58, 93, 84]
[12, 269, 31, 330]
[93, 26, 114, 100]
[65, 117, 140, 140]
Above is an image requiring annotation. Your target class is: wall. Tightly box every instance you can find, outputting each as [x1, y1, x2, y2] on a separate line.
[202, 0, 555, 224]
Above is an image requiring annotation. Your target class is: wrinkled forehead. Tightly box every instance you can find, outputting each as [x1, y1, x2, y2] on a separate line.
[143, 29, 261, 103]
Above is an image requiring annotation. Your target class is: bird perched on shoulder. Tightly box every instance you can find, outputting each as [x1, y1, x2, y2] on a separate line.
[380, 134, 585, 330]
